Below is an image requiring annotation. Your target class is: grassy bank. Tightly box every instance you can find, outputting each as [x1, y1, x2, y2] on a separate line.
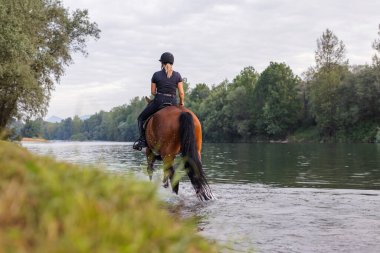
[289, 123, 380, 143]
[0, 141, 218, 253]
[288, 126, 321, 143]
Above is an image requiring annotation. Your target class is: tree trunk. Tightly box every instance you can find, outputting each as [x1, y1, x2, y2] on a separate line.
[0, 98, 17, 130]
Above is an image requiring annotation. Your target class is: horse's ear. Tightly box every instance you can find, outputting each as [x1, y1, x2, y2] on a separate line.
[145, 96, 152, 104]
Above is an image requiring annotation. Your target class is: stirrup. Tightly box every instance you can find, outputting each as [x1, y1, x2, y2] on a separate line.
[132, 138, 146, 151]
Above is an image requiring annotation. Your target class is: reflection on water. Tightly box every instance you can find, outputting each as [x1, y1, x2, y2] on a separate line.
[202, 143, 380, 190]
[22, 141, 146, 174]
[23, 141, 380, 190]
[22, 141, 380, 253]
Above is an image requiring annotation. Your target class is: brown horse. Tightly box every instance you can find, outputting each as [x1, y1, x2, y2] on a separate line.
[144, 105, 214, 201]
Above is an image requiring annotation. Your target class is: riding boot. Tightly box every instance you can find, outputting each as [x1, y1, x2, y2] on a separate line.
[133, 119, 147, 150]
[138, 119, 145, 138]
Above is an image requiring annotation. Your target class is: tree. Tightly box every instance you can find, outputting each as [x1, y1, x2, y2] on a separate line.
[109, 105, 129, 141]
[0, 0, 100, 130]
[187, 83, 211, 116]
[373, 24, 380, 65]
[253, 62, 301, 137]
[299, 67, 316, 126]
[341, 66, 380, 121]
[61, 117, 73, 140]
[224, 86, 253, 138]
[310, 29, 349, 137]
[225, 67, 259, 139]
[309, 68, 348, 136]
[21, 118, 43, 138]
[71, 115, 86, 140]
[199, 81, 232, 141]
[332, 65, 380, 142]
[230, 66, 258, 91]
[189, 83, 211, 103]
[315, 29, 347, 70]
[43, 122, 59, 140]
[117, 97, 146, 141]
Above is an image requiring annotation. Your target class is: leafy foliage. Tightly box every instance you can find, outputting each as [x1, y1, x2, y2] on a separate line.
[253, 62, 301, 137]
[0, 0, 100, 129]
[309, 66, 349, 136]
[199, 80, 231, 141]
[315, 29, 347, 70]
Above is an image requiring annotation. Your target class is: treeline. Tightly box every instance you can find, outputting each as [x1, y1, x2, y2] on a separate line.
[19, 28, 380, 143]
[20, 98, 146, 141]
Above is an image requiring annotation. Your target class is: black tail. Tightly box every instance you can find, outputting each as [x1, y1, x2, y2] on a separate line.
[179, 112, 214, 201]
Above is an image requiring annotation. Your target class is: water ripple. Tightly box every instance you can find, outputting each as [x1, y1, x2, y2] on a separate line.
[21, 141, 380, 253]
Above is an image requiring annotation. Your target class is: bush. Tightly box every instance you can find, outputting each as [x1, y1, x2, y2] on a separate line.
[0, 141, 218, 253]
[70, 133, 88, 141]
[336, 121, 379, 143]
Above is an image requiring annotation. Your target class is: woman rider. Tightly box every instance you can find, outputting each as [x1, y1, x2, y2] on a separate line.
[133, 52, 185, 150]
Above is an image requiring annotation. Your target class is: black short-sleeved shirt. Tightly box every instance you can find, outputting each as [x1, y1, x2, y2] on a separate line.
[151, 69, 182, 95]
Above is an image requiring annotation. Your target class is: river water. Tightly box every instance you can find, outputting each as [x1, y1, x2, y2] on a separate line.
[22, 141, 380, 253]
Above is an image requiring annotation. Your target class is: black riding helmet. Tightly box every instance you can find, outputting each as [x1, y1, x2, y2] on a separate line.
[159, 52, 174, 65]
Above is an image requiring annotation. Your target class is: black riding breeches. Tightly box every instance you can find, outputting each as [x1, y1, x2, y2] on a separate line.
[137, 94, 177, 138]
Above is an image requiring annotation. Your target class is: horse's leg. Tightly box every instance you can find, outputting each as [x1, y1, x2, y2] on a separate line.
[162, 156, 172, 188]
[146, 148, 155, 181]
[162, 155, 178, 193]
[169, 165, 179, 194]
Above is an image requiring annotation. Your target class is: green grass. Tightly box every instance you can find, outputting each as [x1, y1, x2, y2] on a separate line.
[0, 141, 218, 253]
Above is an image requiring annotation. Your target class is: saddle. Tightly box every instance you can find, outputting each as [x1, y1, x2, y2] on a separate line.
[143, 100, 173, 130]
[144, 96, 173, 109]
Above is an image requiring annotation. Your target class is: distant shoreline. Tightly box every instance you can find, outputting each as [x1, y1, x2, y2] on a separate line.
[21, 137, 48, 142]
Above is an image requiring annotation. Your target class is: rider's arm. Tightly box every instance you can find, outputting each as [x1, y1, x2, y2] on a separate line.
[177, 82, 185, 106]
[151, 83, 157, 96]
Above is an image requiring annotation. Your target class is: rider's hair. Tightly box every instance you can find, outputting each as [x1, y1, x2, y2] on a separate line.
[162, 63, 173, 78]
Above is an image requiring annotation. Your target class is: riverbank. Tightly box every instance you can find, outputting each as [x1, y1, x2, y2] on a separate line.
[289, 124, 380, 143]
[0, 141, 218, 252]
[21, 137, 48, 142]
[202, 125, 380, 144]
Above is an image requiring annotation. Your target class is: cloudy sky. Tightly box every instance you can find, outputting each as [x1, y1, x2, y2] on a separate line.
[48, 0, 380, 118]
